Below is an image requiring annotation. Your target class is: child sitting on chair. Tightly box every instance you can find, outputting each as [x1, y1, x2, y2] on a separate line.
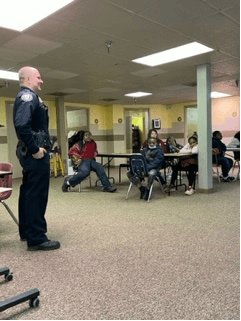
[127, 137, 165, 201]
[165, 136, 198, 196]
[62, 131, 116, 193]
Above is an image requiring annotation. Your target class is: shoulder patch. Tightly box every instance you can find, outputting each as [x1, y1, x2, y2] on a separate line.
[21, 93, 33, 102]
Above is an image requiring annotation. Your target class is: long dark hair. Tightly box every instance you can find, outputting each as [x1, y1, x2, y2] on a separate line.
[234, 131, 240, 141]
[147, 129, 158, 138]
[68, 130, 85, 149]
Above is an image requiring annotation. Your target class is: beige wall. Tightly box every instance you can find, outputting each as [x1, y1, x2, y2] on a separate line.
[0, 95, 239, 163]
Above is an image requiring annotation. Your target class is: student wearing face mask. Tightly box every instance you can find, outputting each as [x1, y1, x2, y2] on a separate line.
[126, 137, 165, 201]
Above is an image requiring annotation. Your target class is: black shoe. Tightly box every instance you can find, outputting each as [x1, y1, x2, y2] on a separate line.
[103, 185, 117, 192]
[62, 178, 70, 192]
[144, 188, 150, 201]
[139, 186, 146, 199]
[28, 240, 61, 251]
[20, 238, 27, 242]
[221, 176, 235, 182]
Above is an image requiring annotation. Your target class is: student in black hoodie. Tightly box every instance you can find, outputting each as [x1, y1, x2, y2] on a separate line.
[127, 137, 165, 201]
[212, 131, 234, 182]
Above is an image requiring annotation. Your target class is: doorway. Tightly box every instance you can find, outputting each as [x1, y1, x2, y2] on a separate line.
[6, 102, 22, 178]
[184, 105, 197, 144]
[124, 109, 149, 153]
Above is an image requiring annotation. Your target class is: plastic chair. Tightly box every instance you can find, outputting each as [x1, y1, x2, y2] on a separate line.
[119, 163, 129, 182]
[125, 154, 166, 202]
[232, 152, 240, 180]
[0, 163, 18, 225]
[212, 153, 222, 182]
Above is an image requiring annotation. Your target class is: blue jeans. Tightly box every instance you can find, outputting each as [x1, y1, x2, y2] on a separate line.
[69, 159, 110, 187]
[214, 156, 233, 177]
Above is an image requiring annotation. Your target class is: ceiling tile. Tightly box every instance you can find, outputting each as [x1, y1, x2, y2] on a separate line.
[139, 0, 216, 27]
[3, 34, 62, 55]
[93, 87, 121, 93]
[130, 67, 167, 78]
[206, 0, 239, 10]
[102, 0, 161, 14]
[44, 70, 79, 80]
[223, 5, 240, 23]
[0, 46, 37, 62]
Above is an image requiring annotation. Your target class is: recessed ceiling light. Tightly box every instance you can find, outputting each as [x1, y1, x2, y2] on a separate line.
[0, 70, 18, 81]
[125, 92, 152, 98]
[211, 92, 231, 98]
[0, 0, 74, 31]
[132, 42, 214, 67]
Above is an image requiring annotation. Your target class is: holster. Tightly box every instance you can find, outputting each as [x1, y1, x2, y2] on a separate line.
[16, 140, 28, 158]
[32, 130, 53, 153]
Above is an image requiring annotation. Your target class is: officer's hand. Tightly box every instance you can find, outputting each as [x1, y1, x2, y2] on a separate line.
[32, 148, 47, 159]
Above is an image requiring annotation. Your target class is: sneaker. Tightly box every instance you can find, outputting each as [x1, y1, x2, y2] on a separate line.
[185, 188, 195, 196]
[139, 186, 146, 199]
[62, 178, 70, 192]
[103, 185, 117, 192]
[221, 176, 235, 182]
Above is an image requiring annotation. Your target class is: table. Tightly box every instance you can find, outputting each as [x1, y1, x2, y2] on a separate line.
[97, 153, 134, 180]
[0, 187, 12, 192]
[97, 152, 195, 183]
[226, 147, 240, 180]
[0, 171, 13, 178]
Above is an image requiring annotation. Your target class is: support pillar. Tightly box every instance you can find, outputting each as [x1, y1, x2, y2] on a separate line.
[197, 63, 213, 193]
[56, 97, 68, 175]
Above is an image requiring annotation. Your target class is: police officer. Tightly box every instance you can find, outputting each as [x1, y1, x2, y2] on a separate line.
[14, 66, 60, 251]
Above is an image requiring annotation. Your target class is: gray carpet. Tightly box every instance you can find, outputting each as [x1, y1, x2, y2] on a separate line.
[0, 169, 240, 320]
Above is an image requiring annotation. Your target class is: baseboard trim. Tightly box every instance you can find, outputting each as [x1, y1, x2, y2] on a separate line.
[198, 188, 213, 194]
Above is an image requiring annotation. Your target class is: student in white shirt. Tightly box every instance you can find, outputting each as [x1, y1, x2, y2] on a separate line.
[165, 136, 198, 196]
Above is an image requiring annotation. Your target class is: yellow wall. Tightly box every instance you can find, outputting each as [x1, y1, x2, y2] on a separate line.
[0, 95, 239, 136]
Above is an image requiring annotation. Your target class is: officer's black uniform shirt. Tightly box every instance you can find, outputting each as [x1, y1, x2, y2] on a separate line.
[14, 86, 49, 155]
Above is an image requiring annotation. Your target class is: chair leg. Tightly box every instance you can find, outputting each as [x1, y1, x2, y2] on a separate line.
[1, 201, 18, 226]
[147, 183, 154, 202]
[156, 178, 166, 198]
[125, 182, 133, 199]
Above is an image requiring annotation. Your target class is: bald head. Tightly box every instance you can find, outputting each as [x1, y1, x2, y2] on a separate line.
[18, 66, 43, 92]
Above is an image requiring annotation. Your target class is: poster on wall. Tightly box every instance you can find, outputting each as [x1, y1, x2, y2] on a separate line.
[152, 118, 161, 129]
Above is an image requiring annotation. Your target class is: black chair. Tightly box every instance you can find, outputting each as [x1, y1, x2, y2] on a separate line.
[125, 154, 166, 202]
[119, 162, 130, 182]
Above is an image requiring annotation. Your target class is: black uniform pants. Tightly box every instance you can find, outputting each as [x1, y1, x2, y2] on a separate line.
[18, 153, 50, 246]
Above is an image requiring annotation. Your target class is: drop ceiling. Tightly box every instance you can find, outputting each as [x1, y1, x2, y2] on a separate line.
[0, 0, 239, 105]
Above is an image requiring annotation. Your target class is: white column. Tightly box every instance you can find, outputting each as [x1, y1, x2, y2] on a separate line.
[197, 64, 213, 192]
[56, 97, 68, 174]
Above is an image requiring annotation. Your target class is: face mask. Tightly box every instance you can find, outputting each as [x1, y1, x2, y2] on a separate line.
[149, 145, 156, 149]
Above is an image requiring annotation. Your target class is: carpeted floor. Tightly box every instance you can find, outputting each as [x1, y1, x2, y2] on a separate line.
[0, 168, 240, 320]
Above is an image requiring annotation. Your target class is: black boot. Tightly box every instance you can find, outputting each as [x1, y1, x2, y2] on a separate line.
[139, 186, 146, 199]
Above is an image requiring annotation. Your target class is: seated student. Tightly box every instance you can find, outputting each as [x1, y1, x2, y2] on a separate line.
[142, 129, 167, 153]
[165, 136, 198, 196]
[212, 131, 234, 182]
[227, 131, 240, 161]
[142, 129, 168, 185]
[126, 136, 165, 201]
[166, 136, 183, 153]
[62, 131, 116, 192]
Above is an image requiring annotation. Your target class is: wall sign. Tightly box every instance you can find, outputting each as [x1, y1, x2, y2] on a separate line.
[152, 118, 161, 129]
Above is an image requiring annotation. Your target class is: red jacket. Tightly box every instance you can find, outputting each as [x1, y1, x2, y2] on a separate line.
[68, 140, 98, 159]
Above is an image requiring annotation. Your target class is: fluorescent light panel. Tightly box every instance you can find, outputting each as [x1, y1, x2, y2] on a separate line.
[132, 42, 214, 67]
[125, 92, 152, 98]
[0, 70, 19, 81]
[0, 0, 74, 31]
[211, 91, 231, 98]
